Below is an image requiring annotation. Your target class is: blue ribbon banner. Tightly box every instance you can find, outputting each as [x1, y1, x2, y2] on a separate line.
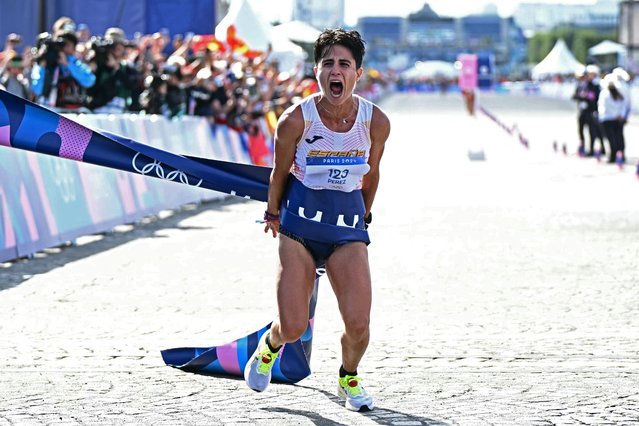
[0, 90, 316, 383]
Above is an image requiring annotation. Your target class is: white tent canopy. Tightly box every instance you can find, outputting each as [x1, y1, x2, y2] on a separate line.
[531, 39, 584, 79]
[588, 40, 627, 56]
[272, 20, 322, 44]
[215, 0, 305, 72]
[400, 60, 458, 80]
[269, 32, 307, 73]
[215, 0, 272, 51]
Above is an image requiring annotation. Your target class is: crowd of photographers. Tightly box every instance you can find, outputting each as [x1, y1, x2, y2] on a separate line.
[0, 17, 385, 133]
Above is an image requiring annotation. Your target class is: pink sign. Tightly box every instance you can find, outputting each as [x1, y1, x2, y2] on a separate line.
[458, 54, 478, 91]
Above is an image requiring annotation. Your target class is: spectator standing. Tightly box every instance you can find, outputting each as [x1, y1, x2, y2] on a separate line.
[76, 23, 91, 44]
[86, 27, 141, 113]
[612, 67, 632, 124]
[572, 65, 603, 156]
[0, 33, 22, 66]
[31, 30, 95, 110]
[189, 67, 215, 117]
[0, 55, 31, 99]
[210, 72, 233, 124]
[162, 64, 186, 118]
[139, 73, 169, 115]
[598, 73, 627, 163]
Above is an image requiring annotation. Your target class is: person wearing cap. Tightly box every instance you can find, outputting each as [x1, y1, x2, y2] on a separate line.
[0, 54, 31, 99]
[86, 27, 141, 113]
[77, 23, 91, 44]
[0, 33, 22, 71]
[31, 30, 95, 110]
[598, 73, 627, 163]
[612, 67, 632, 125]
[1, 33, 21, 55]
[52, 17, 76, 37]
[572, 64, 604, 156]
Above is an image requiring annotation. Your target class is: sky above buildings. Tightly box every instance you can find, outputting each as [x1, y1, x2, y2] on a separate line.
[247, 0, 599, 26]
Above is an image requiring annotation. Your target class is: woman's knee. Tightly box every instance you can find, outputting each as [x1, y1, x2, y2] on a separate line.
[278, 317, 309, 343]
[344, 315, 370, 338]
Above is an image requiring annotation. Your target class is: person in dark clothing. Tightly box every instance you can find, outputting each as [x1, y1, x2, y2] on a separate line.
[31, 30, 96, 110]
[210, 74, 232, 124]
[572, 65, 603, 156]
[86, 27, 141, 113]
[598, 74, 627, 164]
[188, 76, 214, 116]
[163, 64, 186, 118]
[139, 73, 168, 115]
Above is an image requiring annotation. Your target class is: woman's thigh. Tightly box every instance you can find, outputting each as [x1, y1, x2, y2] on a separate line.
[276, 235, 317, 327]
[326, 242, 372, 324]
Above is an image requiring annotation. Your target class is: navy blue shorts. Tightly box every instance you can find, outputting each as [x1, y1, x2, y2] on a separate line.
[279, 227, 344, 267]
[278, 177, 370, 267]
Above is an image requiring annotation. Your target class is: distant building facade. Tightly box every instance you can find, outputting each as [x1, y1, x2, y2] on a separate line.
[358, 16, 404, 45]
[405, 4, 456, 46]
[356, 4, 526, 76]
[293, 0, 345, 30]
[514, 0, 619, 35]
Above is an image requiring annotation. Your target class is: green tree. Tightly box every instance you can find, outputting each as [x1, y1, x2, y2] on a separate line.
[528, 27, 616, 64]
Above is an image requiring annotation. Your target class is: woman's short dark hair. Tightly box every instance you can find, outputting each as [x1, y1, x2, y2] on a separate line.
[314, 28, 366, 69]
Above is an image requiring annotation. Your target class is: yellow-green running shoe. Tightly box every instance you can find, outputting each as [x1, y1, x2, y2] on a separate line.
[244, 331, 279, 392]
[338, 375, 374, 411]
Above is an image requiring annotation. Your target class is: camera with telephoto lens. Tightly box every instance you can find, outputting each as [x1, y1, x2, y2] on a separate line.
[34, 32, 66, 66]
[88, 36, 116, 67]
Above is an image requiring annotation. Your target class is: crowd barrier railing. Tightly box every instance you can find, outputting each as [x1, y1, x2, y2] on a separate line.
[0, 114, 273, 263]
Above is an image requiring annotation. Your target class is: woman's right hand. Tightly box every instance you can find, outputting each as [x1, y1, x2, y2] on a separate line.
[264, 219, 279, 238]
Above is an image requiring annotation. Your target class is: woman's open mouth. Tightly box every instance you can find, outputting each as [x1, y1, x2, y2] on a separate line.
[329, 81, 344, 97]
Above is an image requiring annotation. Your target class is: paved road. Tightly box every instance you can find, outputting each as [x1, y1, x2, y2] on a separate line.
[1, 93, 638, 425]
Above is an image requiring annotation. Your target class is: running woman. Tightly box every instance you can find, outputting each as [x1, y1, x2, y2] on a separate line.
[244, 28, 390, 412]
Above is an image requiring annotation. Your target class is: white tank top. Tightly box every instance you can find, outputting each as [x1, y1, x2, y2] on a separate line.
[292, 93, 373, 192]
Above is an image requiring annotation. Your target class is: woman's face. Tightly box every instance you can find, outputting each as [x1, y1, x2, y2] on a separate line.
[314, 44, 362, 105]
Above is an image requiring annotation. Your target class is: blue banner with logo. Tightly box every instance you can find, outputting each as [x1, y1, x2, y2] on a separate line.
[0, 90, 318, 385]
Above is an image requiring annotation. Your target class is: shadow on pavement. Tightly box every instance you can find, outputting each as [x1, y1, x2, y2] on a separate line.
[262, 407, 349, 425]
[281, 385, 450, 425]
[0, 198, 242, 291]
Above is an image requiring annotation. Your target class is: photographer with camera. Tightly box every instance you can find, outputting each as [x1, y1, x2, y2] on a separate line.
[1, 55, 31, 99]
[0, 33, 22, 69]
[30, 30, 95, 110]
[86, 27, 142, 113]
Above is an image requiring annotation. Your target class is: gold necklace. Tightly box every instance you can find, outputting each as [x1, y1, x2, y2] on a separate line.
[317, 98, 357, 124]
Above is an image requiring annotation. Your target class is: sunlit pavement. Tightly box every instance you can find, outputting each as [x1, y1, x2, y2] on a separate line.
[1, 92, 638, 425]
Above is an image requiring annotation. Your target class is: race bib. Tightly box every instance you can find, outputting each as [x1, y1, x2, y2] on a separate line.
[303, 150, 370, 191]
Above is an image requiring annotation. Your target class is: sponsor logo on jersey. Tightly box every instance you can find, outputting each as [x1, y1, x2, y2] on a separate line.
[305, 135, 324, 144]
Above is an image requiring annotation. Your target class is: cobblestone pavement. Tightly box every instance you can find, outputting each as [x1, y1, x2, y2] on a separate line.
[1, 93, 638, 425]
